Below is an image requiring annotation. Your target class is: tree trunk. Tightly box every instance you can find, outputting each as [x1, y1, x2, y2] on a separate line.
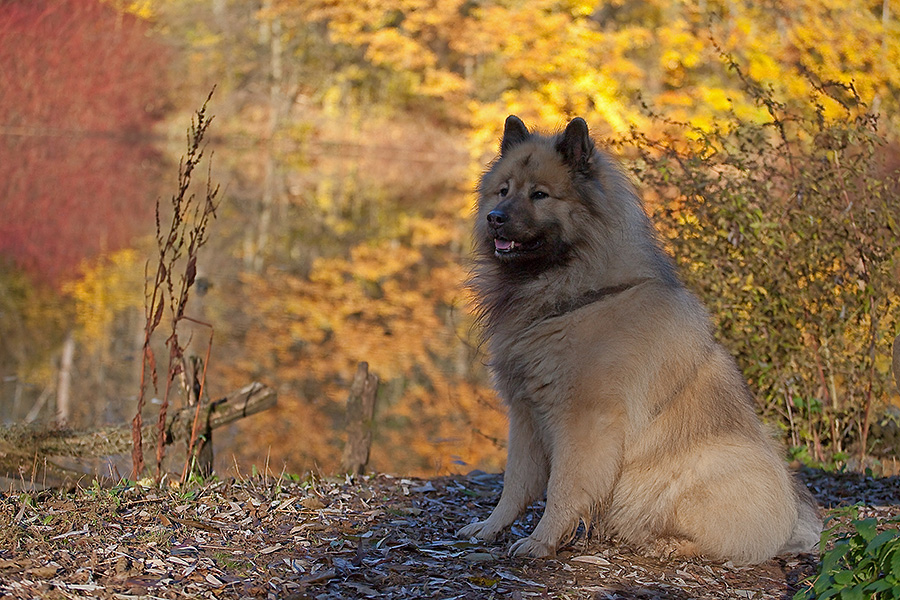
[56, 332, 75, 425]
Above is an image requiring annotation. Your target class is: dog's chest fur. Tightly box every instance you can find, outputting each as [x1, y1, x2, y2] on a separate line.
[488, 315, 578, 412]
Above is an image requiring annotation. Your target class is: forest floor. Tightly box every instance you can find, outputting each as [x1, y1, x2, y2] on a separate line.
[0, 468, 897, 599]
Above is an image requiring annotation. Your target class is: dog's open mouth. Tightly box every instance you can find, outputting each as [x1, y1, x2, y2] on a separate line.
[494, 237, 543, 255]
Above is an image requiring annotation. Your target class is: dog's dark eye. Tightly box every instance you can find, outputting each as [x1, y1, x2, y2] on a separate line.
[499, 186, 509, 197]
[532, 190, 548, 200]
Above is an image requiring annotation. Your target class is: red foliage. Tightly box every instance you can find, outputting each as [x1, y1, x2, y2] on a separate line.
[0, 0, 170, 285]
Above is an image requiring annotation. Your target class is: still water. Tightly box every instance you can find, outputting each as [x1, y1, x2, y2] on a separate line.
[0, 124, 508, 479]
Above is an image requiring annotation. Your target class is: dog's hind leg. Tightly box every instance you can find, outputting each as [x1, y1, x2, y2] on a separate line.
[458, 404, 549, 542]
[669, 445, 800, 565]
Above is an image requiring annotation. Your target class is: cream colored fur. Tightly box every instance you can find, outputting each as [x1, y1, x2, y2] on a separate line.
[458, 116, 821, 564]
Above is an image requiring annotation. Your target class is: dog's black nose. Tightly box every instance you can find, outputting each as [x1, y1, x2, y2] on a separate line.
[487, 210, 507, 227]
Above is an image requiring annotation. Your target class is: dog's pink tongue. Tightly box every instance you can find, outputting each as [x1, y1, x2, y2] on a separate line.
[495, 239, 512, 251]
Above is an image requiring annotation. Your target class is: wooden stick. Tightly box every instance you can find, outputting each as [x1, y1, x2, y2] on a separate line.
[892, 333, 900, 394]
[341, 363, 379, 475]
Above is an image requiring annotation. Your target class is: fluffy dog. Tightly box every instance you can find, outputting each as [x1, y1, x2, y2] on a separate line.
[458, 115, 821, 564]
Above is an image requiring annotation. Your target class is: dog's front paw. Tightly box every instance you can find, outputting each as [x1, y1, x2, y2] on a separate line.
[509, 536, 556, 558]
[457, 520, 498, 542]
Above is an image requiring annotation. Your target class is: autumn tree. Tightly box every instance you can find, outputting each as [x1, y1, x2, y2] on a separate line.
[0, 0, 171, 428]
[0, 0, 170, 286]
[266, 0, 900, 147]
[150, 0, 900, 474]
[21, 0, 895, 473]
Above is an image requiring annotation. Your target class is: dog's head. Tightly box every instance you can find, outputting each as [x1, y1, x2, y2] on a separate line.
[474, 115, 601, 274]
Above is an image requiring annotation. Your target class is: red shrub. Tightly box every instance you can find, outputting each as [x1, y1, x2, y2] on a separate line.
[0, 0, 170, 285]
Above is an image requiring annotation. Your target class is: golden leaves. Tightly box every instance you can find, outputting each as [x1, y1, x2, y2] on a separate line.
[292, 237, 461, 381]
[229, 194, 506, 474]
[64, 248, 145, 354]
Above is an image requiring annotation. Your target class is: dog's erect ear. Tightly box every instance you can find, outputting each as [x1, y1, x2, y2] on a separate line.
[557, 117, 594, 168]
[501, 115, 530, 155]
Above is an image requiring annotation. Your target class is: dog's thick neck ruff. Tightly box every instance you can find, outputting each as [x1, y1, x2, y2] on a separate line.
[543, 278, 650, 320]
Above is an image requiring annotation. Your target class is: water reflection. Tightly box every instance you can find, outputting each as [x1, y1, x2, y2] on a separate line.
[0, 125, 508, 478]
[0, 131, 162, 432]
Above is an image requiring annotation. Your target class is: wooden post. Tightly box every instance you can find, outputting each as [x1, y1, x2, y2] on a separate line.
[892, 333, 900, 394]
[183, 356, 213, 479]
[341, 362, 379, 476]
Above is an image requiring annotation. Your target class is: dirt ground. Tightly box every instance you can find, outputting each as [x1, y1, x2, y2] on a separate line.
[0, 468, 897, 599]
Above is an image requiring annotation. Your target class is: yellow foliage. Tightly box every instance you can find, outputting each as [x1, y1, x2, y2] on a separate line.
[64, 248, 145, 355]
[747, 51, 781, 83]
[225, 188, 506, 475]
[141, 0, 900, 475]
[101, 0, 155, 20]
[366, 28, 435, 70]
[421, 68, 468, 97]
[0, 272, 71, 388]
[699, 87, 732, 113]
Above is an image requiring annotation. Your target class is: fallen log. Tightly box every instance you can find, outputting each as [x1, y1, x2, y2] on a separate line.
[0, 382, 276, 490]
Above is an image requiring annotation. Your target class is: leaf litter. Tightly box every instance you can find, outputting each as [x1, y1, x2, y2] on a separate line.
[0, 468, 896, 599]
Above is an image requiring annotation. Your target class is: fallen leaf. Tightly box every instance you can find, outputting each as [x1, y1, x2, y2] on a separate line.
[462, 552, 495, 564]
[25, 566, 59, 578]
[300, 497, 325, 510]
[259, 544, 282, 555]
[572, 555, 611, 566]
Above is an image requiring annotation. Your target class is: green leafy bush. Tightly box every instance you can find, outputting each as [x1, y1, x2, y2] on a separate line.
[795, 507, 900, 600]
[623, 62, 900, 464]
